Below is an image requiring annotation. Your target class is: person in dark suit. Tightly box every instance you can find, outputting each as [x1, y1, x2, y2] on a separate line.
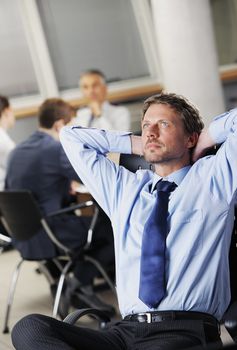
[5, 98, 115, 316]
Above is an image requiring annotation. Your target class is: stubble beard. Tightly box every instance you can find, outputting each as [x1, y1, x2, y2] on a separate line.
[144, 148, 169, 164]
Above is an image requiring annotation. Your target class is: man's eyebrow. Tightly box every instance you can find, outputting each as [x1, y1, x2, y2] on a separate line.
[142, 116, 151, 122]
[142, 117, 168, 122]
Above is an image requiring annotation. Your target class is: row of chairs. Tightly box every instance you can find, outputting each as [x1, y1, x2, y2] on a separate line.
[0, 191, 115, 333]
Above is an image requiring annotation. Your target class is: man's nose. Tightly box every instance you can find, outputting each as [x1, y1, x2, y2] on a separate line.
[147, 124, 159, 138]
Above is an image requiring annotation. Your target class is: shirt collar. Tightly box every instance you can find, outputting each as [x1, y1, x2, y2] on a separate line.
[150, 165, 191, 192]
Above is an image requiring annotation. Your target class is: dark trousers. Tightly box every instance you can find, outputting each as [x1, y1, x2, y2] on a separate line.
[11, 313, 222, 350]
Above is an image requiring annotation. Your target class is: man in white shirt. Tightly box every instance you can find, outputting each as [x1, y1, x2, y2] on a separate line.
[0, 95, 15, 190]
[74, 69, 131, 131]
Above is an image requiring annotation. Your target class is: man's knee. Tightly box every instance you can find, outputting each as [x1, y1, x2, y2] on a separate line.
[11, 313, 52, 349]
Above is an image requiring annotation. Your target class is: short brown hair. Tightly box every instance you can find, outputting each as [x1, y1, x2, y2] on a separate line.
[38, 98, 75, 129]
[143, 93, 204, 135]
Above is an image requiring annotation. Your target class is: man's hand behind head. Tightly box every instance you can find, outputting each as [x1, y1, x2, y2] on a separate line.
[192, 128, 216, 163]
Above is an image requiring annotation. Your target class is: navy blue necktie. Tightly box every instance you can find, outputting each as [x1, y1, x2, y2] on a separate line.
[139, 180, 177, 308]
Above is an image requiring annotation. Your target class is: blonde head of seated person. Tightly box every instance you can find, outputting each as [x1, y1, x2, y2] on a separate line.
[0, 95, 15, 190]
[75, 69, 130, 131]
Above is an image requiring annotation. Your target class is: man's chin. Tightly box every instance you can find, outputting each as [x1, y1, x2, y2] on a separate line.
[144, 153, 162, 164]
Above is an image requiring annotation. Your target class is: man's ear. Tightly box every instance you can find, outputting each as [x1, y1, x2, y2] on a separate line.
[53, 119, 65, 133]
[187, 132, 199, 149]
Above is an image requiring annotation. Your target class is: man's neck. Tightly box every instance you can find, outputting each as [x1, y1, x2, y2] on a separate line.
[38, 127, 59, 140]
[154, 160, 191, 178]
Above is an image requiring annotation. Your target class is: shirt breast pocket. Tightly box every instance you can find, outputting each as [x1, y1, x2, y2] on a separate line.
[169, 209, 204, 257]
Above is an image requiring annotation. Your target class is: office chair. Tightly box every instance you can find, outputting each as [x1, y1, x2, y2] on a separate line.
[0, 190, 115, 333]
[119, 153, 153, 172]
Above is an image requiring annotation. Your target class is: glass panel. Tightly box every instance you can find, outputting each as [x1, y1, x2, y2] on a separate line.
[211, 0, 237, 65]
[223, 81, 237, 110]
[0, 0, 39, 97]
[36, 0, 150, 90]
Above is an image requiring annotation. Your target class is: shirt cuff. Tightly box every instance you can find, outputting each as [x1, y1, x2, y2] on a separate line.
[106, 131, 132, 154]
[208, 109, 237, 144]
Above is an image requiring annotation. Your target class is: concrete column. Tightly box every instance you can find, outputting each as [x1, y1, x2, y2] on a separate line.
[151, 0, 225, 124]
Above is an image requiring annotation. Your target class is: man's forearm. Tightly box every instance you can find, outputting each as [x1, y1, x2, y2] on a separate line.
[59, 126, 132, 217]
[209, 108, 237, 144]
[60, 127, 132, 162]
[193, 108, 237, 162]
[131, 135, 143, 155]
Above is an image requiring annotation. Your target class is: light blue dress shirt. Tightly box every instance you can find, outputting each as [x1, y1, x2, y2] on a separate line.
[60, 108, 237, 321]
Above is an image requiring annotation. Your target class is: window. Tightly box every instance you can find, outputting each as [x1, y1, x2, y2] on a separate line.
[1, 0, 158, 108]
[36, 0, 150, 91]
[0, 0, 39, 97]
[211, 0, 237, 66]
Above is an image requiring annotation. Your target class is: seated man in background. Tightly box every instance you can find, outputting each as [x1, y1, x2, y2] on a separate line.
[75, 69, 131, 131]
[5, 98, 115, 317]
[11, 93, 237, 349]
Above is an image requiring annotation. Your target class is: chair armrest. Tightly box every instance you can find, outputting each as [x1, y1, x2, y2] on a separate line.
[63, 308, 111, 328]
[0, 233, 12, 244]
[47, 201, 94, 217]
[42, 200, 98, 255]
[0, 233, 12, 247]
[0, 233, 12, 253]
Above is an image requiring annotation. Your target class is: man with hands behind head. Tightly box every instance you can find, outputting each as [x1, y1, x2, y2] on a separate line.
[11, 93, 237, 350]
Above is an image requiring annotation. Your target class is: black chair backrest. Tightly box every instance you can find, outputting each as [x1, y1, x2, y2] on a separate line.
[119, 154, 154, 173]
[119, 130, 154, 173]
[0, 191, 42, 241]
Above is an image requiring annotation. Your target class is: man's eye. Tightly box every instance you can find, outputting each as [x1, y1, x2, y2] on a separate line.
[142, 123, 149, 129]
[160, 121, 169, 128]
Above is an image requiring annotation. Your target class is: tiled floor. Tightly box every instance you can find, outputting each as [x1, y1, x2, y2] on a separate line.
[0, 249, 235, 349]
[0, 248, 119, 349]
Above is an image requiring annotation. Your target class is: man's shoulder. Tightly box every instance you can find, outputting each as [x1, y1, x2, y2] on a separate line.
[10, 134, 32, 153]
[185, 155, 215, 182]
[75, 107, 91, 126]
[76, 107, 91, 118]
[12, 132, 61, 158]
